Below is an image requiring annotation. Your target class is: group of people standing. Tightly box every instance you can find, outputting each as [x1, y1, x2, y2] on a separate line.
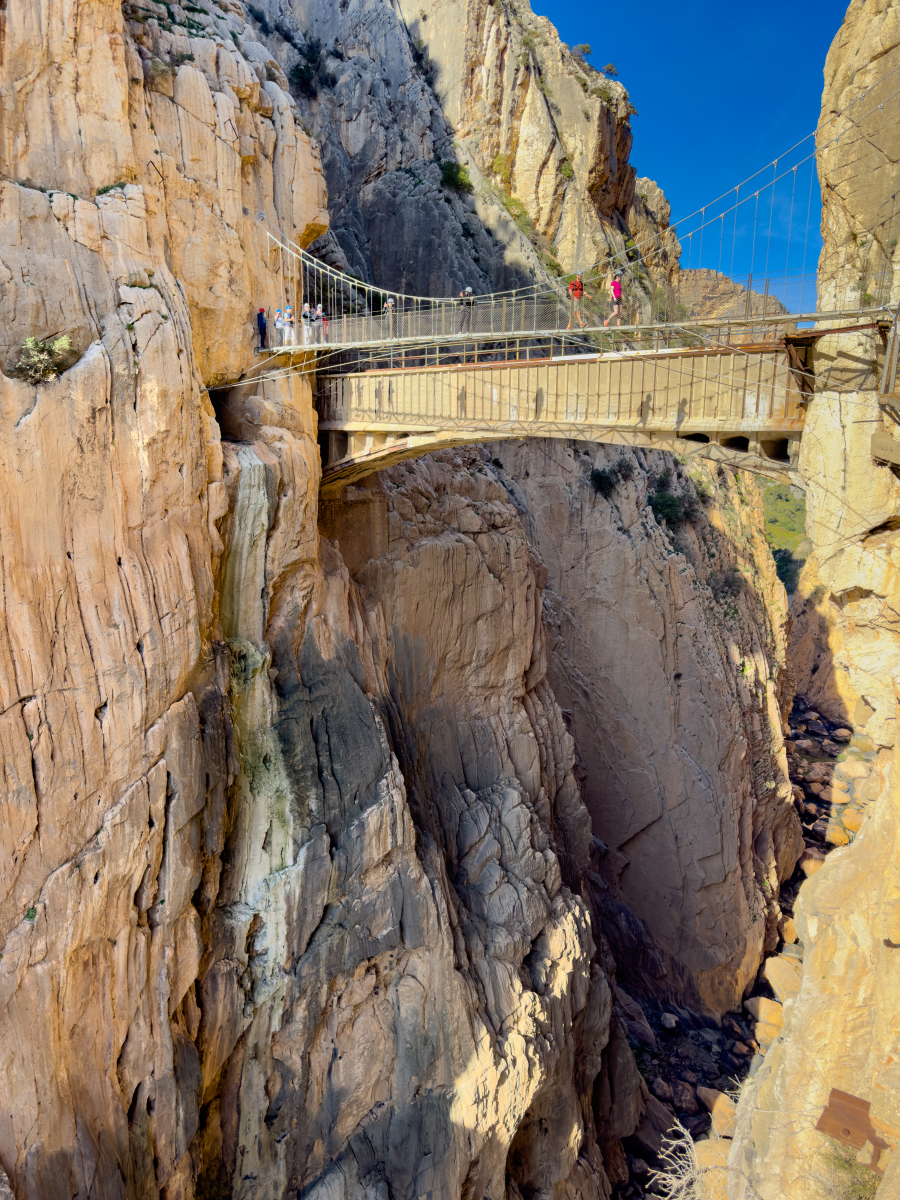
[256, 263, 627, 349]
[256, 303, 327, 349]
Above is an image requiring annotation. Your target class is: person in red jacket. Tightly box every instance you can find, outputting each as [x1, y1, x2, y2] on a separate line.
[566, 272, 592, 329]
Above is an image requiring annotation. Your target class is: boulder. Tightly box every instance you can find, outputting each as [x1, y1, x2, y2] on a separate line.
[825, 821, 851, 846]
[779, 915, 798, 943]
[671, 1080, 698, 1114]
[694, 1137, 730, 1200]
[696, 1088, 737, 1138]
[634, 1095, 677, 1157]
[661, 1012, 678, 1030]
[799, 847, 826, 876]
[763, 955, 803, 1002]
[754, 1019, 782, 1051]
[614, 986, 657, 1048]
[680, 1069, 698, 1084]
[832, 728, 852, 741]
[744, 997, 783, 1027]
[842, 808, 864, 833]
[651, 1076, 673, 1101]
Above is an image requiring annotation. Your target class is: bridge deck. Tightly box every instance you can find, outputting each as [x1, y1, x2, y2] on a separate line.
[317, 342, 807, 494]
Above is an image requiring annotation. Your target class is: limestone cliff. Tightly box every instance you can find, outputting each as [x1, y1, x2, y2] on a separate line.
[483, 442, 801, 1017]
[240, 0, 677, 294]
[0, 0, 644, 1195]
[731, 2, 900, 1194]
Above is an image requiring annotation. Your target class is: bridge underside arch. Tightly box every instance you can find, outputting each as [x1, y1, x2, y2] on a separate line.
[318, 426, 800, 497]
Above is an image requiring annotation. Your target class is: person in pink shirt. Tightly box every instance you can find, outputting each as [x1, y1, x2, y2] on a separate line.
[604, 268, 624, 327]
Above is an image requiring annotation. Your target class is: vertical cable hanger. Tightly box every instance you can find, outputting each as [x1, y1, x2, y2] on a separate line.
[763, 159, 778, 284]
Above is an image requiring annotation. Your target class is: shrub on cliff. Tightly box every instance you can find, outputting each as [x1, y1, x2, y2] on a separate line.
[11, 335, 74, 384]
[709, 567, 744, 602]
[440, 161, 474, 194]
[650, 490, 686, 526]
[590, 467, 618, 497]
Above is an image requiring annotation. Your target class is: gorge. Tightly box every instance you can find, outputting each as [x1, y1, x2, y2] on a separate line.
[0, 0, 898, 1198]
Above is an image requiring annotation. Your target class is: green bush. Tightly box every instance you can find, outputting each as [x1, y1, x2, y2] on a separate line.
[689, 472, 712, 503]
[709, 567, 743, 602]
[25, 907, 36, 921]
[816, 1141, 879, 1200]
[559, 159, 574, 180]
[440, 160, 474, 194]
[615, 456, 635, 480]
[650, 491, 685, 526]
[246, 2, 271, 33]
[289, 37, 337, 96]
[492, 153, 511, 185]
[590, 466, 619, 497]
[11, 335, 74, 384]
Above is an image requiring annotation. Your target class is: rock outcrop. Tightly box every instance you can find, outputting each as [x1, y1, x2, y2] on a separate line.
[732, 2, 900, 1194]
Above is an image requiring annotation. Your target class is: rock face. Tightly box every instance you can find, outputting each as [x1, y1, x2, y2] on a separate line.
[673, 269, 788, 324]
[242, 0, 673, 293]
[0, 5, 646, 1197]
[483, 441, 801, 1015]
[732, 3, 900, 1195]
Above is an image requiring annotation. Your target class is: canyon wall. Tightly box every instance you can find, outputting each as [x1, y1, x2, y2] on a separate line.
[484, 442, 801, 1018]
[732, 2, 900, 1194]
[0, 0, 646, 1196]
[0, 0, 808, 1194]
[241, 0, 678, 294]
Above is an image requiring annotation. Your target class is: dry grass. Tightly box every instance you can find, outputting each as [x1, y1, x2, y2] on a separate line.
[650, 1121, 728, 1200]
[811, 1142, 880, 1200]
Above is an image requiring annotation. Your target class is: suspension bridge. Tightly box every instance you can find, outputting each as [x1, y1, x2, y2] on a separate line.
[237, 65, 899, 495]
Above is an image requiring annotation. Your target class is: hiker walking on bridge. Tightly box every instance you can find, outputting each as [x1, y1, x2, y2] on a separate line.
[274, 309, 284, 347]
[566, 273, 592, 330]
[458, 286, 475, 334]
[257, 307, 267, 349]
[313, 304, 327, 345]
[604, 269, 624, 328]
[301, 302, 312, 346]
[284, 303, 296, 345]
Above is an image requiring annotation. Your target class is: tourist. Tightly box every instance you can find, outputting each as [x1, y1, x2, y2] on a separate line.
[604, 270, 624, 328]
[566, 273, 592, 330]
[284, 303, 295, 345]
[458, 286, 475, 334]
[301, 302, 312, 346]
[274, 308, 284, 346]
[383, 297, 395, 339]
[257, 307, 267, 349]
[313, 304, 327, 344]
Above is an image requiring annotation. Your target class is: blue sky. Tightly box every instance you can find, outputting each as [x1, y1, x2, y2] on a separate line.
[533, 0, 851, 288]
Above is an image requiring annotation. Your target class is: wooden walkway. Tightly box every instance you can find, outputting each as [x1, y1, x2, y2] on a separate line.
[317, 341, 807, 495]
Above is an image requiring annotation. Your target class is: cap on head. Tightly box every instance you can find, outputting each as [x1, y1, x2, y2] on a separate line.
[465, 286, 473, 294]
[259, 307, 264, 312]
